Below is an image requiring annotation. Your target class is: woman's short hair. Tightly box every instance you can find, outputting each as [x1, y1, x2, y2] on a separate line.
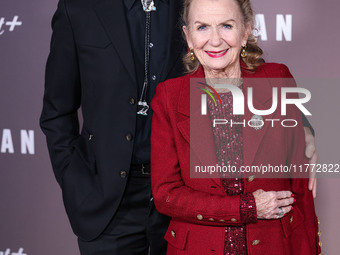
[182, 0, 263, 72]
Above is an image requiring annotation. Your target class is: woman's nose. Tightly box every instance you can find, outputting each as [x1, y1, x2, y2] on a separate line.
[209, 28, 223, 47]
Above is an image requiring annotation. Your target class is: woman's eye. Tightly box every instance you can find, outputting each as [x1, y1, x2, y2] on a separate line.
[223, 24, 232, 29]
[197, 25, 207, 31]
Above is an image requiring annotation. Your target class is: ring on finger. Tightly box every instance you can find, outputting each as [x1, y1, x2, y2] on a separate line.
[278, 207, 284, 216]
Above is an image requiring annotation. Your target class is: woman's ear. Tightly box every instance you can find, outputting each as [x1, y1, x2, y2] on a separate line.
[183, 25, 193, 49]
[242, 23, 252, 45]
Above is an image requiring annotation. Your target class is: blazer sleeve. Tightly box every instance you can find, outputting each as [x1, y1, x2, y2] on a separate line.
[282, 65, 321, 254]
[40, 0, 81, 187]
[151, 82, 256, 227]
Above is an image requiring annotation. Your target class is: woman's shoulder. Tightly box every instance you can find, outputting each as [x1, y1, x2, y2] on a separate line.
[255, 62, 293, 78]
[152, 74, 191, 108]
[156, 72, 195, 95]
[160, 74, 189, 87]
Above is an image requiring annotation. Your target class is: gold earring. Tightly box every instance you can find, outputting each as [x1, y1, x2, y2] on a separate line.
[241, 46, 247, 58]
[190, 49, 195, 61]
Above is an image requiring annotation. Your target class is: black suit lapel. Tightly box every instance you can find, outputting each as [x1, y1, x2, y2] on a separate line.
[94, 0, 137, 84]
[161, 0, 186, 81]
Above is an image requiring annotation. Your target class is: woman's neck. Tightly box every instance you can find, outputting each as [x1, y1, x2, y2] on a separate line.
[203, 65, 243, 92]
[203, 65, 242, 79]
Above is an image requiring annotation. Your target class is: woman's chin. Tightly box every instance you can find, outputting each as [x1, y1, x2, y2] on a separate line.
[202, 58, 240, 74]
[203, 64, 229, 72]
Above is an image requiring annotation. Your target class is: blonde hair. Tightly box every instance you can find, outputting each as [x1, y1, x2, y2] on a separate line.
[182, 0, 263, 72]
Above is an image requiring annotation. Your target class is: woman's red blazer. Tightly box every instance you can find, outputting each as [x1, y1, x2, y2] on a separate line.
[151, 62, 321, 255]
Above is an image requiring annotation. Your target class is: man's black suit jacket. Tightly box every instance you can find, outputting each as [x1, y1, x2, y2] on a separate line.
[40, 0, 185, 241]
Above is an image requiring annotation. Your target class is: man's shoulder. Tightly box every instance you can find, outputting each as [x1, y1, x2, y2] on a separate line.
[64, 0, 91, 5]
[62, 0, 94, 11]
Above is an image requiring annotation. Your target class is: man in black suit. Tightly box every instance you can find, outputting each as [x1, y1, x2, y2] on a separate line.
[40, 0, 317, 254]
[40, 0, 185, 254]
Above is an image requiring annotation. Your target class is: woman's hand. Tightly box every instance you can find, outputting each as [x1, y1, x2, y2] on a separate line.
[253, 189, 295, 219]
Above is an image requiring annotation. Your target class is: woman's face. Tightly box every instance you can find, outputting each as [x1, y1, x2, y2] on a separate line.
[183, 0, 250, 74]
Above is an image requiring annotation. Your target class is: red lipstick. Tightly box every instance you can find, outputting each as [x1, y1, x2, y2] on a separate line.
[205, 49, 228, 58]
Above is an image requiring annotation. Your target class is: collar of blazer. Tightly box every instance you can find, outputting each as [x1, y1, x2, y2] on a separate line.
[93, 0, 185, 84]
[177, 61, 280, 175]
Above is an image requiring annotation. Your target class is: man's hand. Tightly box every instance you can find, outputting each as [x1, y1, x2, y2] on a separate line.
[304, 127, 318, 198]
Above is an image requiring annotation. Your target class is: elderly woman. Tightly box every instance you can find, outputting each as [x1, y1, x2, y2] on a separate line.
[150, 0, 321, 254]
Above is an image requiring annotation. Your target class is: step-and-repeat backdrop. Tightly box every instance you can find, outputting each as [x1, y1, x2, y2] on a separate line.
[1, 0, 339, 254]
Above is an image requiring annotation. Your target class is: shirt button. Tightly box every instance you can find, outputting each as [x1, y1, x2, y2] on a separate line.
[125, 133, 133, 141]
[152, 75, 156, 81]
[230, 218, 237, 222]
[129, 98, 135, 105]
[120, 171, 127, 178]
[290, 216, 294, 224]
[149, 42, 154, 48]
[252, 240, 260, 246]
[171, 230, 176, 237]
[208, 218, 215, 222]
[248, 175, 255, 182]
[197, 214, 203, 220]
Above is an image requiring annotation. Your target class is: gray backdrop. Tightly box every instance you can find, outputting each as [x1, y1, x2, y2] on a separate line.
[0, 0, 339, 254]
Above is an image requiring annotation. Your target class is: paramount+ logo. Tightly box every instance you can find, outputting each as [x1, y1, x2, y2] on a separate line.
[0, 248, 26, 255]
[0, 16, 22, 36]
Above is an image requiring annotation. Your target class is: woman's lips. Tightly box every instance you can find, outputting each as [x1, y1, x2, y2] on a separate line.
[205, 49, 228, 58]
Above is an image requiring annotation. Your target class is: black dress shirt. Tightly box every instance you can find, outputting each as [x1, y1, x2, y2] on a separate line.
[123, 0, 169, 164]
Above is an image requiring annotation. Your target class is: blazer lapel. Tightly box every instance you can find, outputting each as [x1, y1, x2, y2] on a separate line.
[94, 0, 136, 84]
[177, 72, 223, 188]
[161, 0, 186, 81]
